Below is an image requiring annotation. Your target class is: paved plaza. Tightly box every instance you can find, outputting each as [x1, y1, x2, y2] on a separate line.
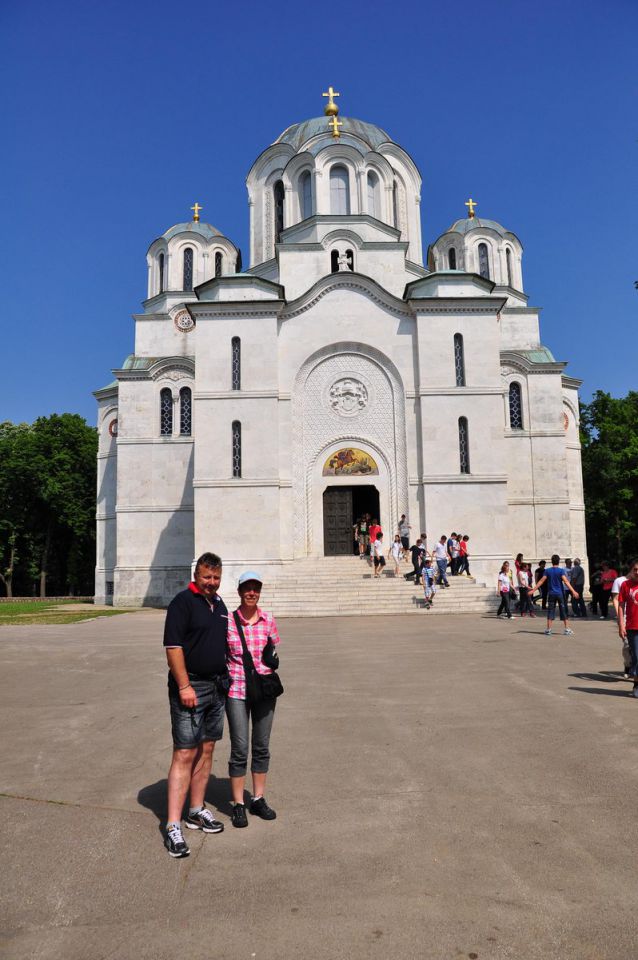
[2, 610, 637, 959]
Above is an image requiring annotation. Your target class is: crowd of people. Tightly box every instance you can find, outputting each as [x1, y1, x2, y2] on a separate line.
[353, 515, 473, 608]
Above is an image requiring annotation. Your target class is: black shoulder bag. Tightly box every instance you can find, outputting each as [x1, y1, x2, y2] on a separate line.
[233, 612, 284, 702]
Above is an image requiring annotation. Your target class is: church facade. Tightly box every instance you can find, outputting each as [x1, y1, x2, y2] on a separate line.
[94, 95, 587, 606]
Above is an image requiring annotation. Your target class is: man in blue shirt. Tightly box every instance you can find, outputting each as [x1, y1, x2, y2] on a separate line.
[535, 554, 579, 636]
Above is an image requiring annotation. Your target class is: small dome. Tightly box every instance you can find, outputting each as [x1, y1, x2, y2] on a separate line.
[446, 217, 510, 238]
[275, 116, 393, 151]
[160, 221, 224, 242]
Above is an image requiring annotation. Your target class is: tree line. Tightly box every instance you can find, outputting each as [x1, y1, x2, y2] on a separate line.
[0, 395, 636, 597]
[0, 415, 97, 597]
[580, 390, 638, 569]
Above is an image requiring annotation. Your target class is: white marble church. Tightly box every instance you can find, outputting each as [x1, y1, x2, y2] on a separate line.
[94, 90, 587, 606]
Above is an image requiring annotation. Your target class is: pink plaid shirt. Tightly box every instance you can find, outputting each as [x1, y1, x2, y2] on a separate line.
[227, 607, 281, 700]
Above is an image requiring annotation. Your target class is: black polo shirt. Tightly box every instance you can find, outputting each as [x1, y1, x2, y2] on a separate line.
[163, 584, 228, 678]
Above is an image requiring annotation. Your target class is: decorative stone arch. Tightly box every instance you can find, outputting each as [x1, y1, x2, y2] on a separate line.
[149, 357, 195, 382]
[292, 341, 408, 557]
[472, 236, 496, 280]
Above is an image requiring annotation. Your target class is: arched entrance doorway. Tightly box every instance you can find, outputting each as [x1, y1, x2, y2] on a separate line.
[323, 484, 380, 556]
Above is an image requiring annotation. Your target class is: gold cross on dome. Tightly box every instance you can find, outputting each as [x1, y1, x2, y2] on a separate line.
[322, 86, 340, 116]
[191, 202, 203, 222]
[328, 115, 343, 138]
[465, 197, 477, 219]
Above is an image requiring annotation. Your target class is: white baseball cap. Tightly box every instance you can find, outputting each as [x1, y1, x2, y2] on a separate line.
[237, 570, 263, 587]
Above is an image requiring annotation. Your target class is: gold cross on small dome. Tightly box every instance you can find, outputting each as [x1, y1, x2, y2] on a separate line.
[328, 115, 343, 138]
[322, 86, 340, 116]
[465, 198, 477, 219]
[191, 202, 203, 222]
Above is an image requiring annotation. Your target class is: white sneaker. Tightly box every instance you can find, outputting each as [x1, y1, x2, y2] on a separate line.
[564, 628, 574, 636]
[544, 629, 552, 635]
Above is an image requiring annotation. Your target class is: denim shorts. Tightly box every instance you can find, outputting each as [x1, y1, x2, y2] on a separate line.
[547, 593, 567, 621]
[168, 678, 226, 749]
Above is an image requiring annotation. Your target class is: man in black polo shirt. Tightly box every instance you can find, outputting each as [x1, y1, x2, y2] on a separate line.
[163, 552, 229, 858]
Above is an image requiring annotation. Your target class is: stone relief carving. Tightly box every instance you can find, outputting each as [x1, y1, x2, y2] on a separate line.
[292, 350, 408, 555]
[328, 378, 369, 417]
[173, 309, 195, 332]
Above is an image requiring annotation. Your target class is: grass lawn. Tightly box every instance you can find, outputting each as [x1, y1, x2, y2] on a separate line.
[0, 601, 136, 625]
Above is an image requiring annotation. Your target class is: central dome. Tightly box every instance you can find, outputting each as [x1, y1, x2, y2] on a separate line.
[275, 116, 393, 151]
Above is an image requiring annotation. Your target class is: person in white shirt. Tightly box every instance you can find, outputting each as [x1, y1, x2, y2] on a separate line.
[389, 535, 403, 576]
[612, 569, 630, 676]
[496, 561, 515, 619]
[434, 536, 450, 587]
[371, 533, 386, 578]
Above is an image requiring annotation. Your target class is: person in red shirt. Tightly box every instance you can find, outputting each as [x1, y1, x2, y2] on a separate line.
[369, 519, 382, 545]
[599, 561, 619, 619]
[617, 558, 638, 696]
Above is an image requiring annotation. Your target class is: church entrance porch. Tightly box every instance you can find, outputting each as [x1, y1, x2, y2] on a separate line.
[323, 485, 380, 556]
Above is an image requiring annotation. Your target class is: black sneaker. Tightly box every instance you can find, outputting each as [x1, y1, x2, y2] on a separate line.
[165, 823, 190, 858]
[231, 803, 248, 828]
[250, 796, 277, 820]
[185, 806, 224, 834]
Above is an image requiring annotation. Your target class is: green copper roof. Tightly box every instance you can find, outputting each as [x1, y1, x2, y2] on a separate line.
[517, 346, 556, 364]
[275, 116, 393, 151]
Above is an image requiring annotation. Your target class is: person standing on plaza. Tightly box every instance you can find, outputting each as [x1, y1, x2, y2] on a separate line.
[517, 562, 534, 616]
[398, 515, 411, 560]
[617, 560, 638, 697]
[599, 561, 618, 620]
[535, 555, 580, 636]
[589, 564, 603, 615]
[163, 552, 228, 858]
[389, 534, 403, 577]
[612, 566, 631, 677]
[496, 561, 514, 619]
[570, 558, 587, 618]
[226, 571, 281, 827]
[434, 536, 450, 588]
[535, 560, 548, 610]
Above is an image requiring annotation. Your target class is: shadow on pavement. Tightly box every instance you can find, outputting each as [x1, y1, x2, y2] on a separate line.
[137, 775, 234, 830]
[568, 687, 634, 698]
[569, 672, 627, 683]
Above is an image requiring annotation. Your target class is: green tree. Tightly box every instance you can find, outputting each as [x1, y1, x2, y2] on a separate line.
[0, 415, 98, 597]
[580, 391, 638, 568]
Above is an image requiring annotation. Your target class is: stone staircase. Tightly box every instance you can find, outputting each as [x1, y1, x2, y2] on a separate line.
[257, 556, 494, 618]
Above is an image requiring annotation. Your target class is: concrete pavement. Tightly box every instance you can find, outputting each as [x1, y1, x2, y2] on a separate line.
[1, 610, 637, 959]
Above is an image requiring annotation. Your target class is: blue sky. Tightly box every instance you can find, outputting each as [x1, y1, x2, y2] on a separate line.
[2, 0, 636, 425]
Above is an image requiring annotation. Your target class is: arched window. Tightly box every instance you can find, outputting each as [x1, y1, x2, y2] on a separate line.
[478, 242, 490, 280]
[367, 171, 381, 219]
[232, 421, 241, 478]
[345, 249, 354, 272]
[458, 417, 470, 474]
[509, 382, 523, 430]
[215, 251, 223, 277]
[506, 247, 513, 287]
[160, 388, 173, 436]
[299, 171, 312, 220]
[231, 337, 241, 390]
[454, 333, 465, 387]
[330, 249, 340, 273]
[235, 248, 243, 272]
[158, 252, 165, 294]
[274, 180, 285, 242]
[330, 166, 350, 215]
[448, 247, 457, 270]
[179, 387, 192, 436]
[392, 181, 399, 228]
[183, 247, 194, 291]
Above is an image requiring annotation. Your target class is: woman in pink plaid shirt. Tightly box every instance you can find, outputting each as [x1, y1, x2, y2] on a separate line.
[226, 570, 281, 829]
